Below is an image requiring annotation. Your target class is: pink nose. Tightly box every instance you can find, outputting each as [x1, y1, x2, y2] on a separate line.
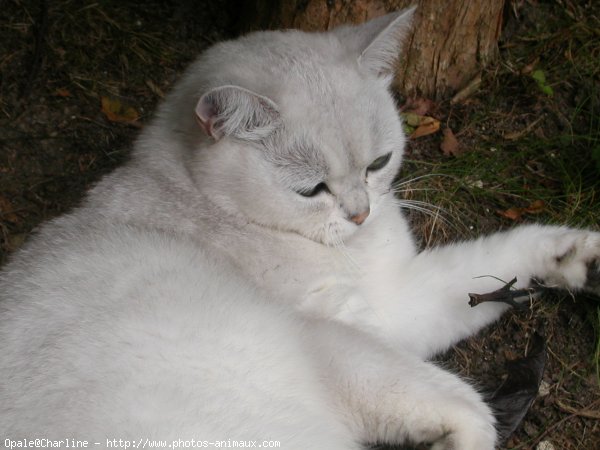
[350, 209, 370, 225]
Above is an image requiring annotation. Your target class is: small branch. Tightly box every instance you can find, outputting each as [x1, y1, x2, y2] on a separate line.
[450, 74, 482, 104]
[529, 398, 600, 448]
[468, 277, 545, 309]
[554, 399, 600, 420]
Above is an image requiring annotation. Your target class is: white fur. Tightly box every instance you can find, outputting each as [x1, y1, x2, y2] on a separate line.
[1, 9, 599, 450]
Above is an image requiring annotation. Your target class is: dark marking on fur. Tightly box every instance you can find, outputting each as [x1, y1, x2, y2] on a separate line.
[555, 245, 576, 265]
[585, 259, 600, 291]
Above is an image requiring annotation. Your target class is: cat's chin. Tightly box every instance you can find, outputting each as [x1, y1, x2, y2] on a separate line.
[304, 221, 357, 247]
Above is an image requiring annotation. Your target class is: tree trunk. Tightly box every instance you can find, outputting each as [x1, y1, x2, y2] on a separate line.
[242, 0, 504, 100]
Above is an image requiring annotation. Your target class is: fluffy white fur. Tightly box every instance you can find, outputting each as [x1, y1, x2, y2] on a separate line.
[1, 8, 599, 450]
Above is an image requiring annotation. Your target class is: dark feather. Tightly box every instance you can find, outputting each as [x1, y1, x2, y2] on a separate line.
[488, 333, 547, 444]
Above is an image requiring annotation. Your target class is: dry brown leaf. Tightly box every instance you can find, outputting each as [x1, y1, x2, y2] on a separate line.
[409, 116, 440, 139]
[520, 57, 539, 75]
[498, 207, 524, 221]
[497, 200, 546, 221]
[403, 97, 436, 116]
[55, 88, 71, 97]
[524, 199, 545, 214]
[440, 127, 461, 156]
[101, 96, 139, 124]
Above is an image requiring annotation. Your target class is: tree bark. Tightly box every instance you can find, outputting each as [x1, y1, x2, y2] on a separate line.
[242, 0, 504, 100]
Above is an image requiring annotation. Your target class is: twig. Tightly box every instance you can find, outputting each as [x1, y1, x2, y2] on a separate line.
[529, 398, 600, 449]
[503, 116, 545, 140]
[451, 75, 482, 104]
[554, 398, 600, 419]
[468, 277, 545, 309]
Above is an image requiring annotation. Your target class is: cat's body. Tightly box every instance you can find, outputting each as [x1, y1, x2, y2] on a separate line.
[1, 9, 599, 450]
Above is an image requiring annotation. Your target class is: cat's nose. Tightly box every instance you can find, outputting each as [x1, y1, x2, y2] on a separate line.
[349, 208, 370, 225]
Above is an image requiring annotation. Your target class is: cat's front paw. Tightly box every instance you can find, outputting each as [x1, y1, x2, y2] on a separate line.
[536, 228, 600, 294]
[425, 396, 497, 450]
[429, 417, 496, 450]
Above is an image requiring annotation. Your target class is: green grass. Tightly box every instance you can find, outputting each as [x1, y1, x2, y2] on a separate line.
[396, 2, 600, 390]
[398, 138, 598, 233]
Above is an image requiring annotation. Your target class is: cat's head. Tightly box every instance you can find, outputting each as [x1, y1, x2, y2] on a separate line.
[177, 9, 414, 245]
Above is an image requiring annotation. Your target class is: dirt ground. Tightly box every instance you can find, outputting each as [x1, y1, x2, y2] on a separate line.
[0, 1, 599, 449]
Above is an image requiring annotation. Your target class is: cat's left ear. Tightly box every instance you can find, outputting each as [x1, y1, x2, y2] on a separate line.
[195, 85, 281, 141]
[337, 7, 416, 78]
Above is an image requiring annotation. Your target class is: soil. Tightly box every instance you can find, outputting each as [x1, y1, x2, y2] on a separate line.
[0, 1, 598, 449]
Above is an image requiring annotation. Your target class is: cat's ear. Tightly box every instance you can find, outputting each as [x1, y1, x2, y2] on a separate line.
[195, 85, 281, 141]
[339, 7, 416, 77]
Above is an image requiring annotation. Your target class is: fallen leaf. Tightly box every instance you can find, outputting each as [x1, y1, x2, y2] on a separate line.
[440, 127, 461, 156]
[498, 207, 524, 221]
[497, 200, 546, 221]
[55, 88, 71, 97]
[401, 112, 422, 127]
[520, 57, 539, 75]
[531, 69, 547, 84]
[400, 113, 441, 139]
[524, 199, 545, 214]
[402, 97, 436, 116]
[410, 116, 440, 139]
[101, 96, 139, 124]
[531, 70, 554, 97]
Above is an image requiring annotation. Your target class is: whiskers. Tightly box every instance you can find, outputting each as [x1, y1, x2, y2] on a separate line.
[324, 223, 361, 273]
[394, 198, 447, 218]
[393, 172, 455, 191]
[390, 173, 465, 247]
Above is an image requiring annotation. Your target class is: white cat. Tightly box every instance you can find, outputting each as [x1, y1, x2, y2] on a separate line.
[1, 8, 599, 450]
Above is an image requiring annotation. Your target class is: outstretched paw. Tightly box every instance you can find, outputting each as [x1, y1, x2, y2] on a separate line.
[540, 229, 600, 295]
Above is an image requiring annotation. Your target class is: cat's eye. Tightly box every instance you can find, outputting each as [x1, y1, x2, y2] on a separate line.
[297, 182, 329, 198]
[367, 152, 392, 172]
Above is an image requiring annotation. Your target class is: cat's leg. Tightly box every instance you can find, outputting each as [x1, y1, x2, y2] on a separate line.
[368, 224, 600, 358]
[309, 320, 497, 450]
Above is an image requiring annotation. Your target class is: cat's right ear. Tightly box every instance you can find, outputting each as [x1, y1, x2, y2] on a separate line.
[195, 85, 281, 141]
[338, 7, 416, 78]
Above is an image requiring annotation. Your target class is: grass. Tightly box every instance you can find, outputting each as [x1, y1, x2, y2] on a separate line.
[397, 129, 600, 446]
[398, 137, 598, 239]
[395, 4, 600, 444]
[397, 100, 600, 368]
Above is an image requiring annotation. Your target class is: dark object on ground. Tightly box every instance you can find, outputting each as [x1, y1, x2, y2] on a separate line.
[489, 333, 547, 445]
[468, 277, 546, 309]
